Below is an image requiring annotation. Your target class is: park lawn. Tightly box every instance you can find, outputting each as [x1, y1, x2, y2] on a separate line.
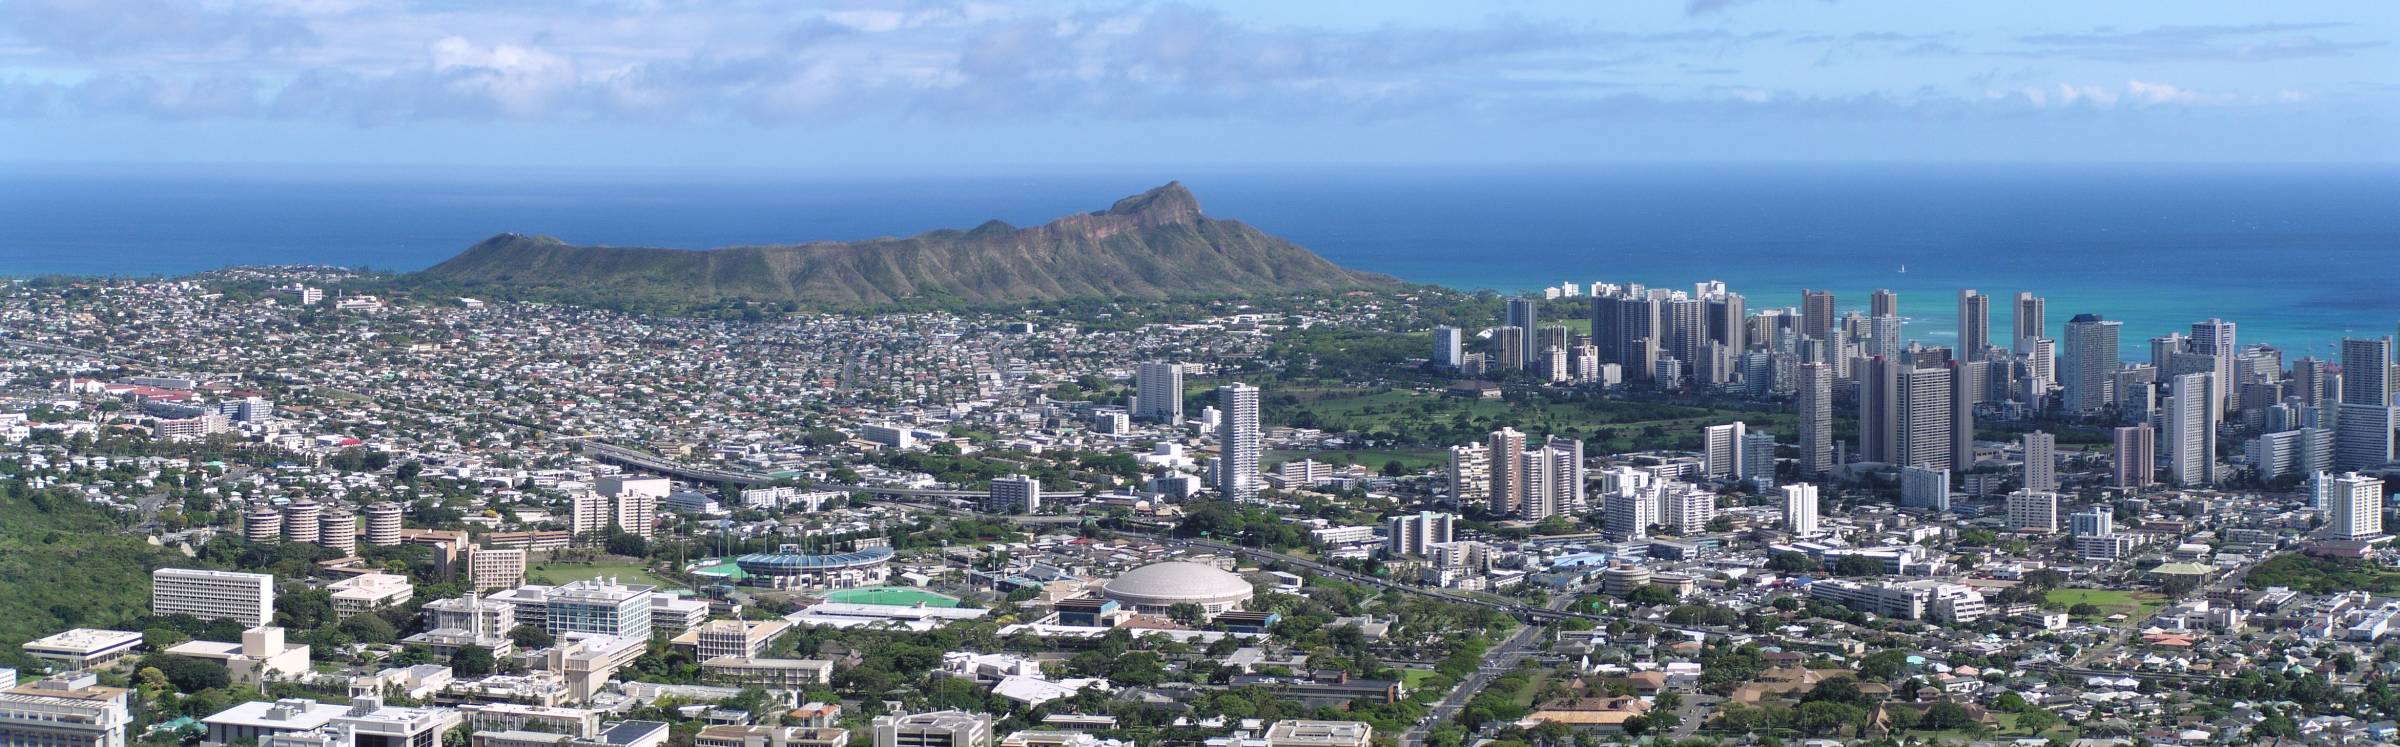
[1990, 712, 2076, 739]
[1400, 668, 1439, 690]
[2044, 588, 2164, 621]
[528, 561, 683, 590]
[1267, 448, 1448, 471]
[1506, 666, 1553, 709]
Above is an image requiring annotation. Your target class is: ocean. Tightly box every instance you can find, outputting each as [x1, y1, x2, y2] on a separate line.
[3, 162, 2395, 358]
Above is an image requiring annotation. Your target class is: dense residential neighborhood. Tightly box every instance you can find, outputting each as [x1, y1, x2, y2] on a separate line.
[3, 269, 2398, 747]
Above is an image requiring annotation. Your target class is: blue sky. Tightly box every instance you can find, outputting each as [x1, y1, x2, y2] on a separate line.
[1, 0, 2393, 168]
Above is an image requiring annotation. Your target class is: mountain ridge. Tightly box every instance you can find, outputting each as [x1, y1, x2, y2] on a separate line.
[420, 182, 1395, 306]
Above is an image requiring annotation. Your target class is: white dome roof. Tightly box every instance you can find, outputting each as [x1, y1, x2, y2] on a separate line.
[1103, 561, 1253, 603]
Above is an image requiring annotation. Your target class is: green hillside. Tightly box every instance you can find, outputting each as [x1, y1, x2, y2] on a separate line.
[0, 482, 188, 670]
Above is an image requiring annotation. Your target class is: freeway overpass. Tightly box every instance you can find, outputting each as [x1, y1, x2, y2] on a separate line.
[576, 439, 1090, 524]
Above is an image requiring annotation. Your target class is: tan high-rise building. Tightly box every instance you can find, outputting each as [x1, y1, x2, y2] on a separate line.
[1486, 428, 1527, 515]
[243, 507, 283, 544]
[282, 499, 321, 544]
[318, 511, 357, 556]
[2113, 425, 2155, 488]
[364, 502, 405, 546]
[467, 547, 527, 592]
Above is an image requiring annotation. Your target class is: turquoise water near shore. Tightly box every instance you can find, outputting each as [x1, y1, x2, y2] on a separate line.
[3, 163, 2394, 357]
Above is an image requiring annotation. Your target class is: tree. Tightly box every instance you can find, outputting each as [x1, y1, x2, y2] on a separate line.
[1625, 584, 1679, 607]
[1167, 602, 1207, 626]
[339, 614, 397, 644]
[1919, 701, 1975, 730]
[509, 625, 555, 649]
[1767, 552, 1816, 573]
[451, 645, 496, 677]
[1859, 649, 1912, 681]
[2068, 602, 2102, 618]
[138, 654, 230, 692]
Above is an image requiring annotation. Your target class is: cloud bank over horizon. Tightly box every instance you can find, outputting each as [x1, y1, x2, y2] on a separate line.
[0, 0, 2392, 166]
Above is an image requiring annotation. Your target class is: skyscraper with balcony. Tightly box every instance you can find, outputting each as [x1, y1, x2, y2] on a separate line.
[2337, 337, 2396, 471]
[2022, 431, 2057, 493]
[2329, 472, 2386, 541]
[2113, 424, 2155, 488]
[2061, 314, 2121, 414]
[1781, 483, 1820, 536]
[1485, 427, 1528, 515]
[1215, 383, 1262, 501]
[2163, 372, 2220, 487]
[1505, 298, 1539, 368]
[2012, 292, 2046, 354]
[1801, 289, 1837, 341]
[1957, 290, 1990, 361]
[1135, 362, 1184, 423]
[1796, 362, 1833, 475]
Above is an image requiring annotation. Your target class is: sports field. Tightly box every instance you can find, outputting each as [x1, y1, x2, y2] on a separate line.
[824, 587, 961, 607]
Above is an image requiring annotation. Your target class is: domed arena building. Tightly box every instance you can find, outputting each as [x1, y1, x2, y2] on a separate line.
[1102, 561, 1254, 618]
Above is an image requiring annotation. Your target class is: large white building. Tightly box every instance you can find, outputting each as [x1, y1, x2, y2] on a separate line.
[327, 573, 414, 619]
[1215, 383, 1262, 501]
[0, 673, 131, 747]
[546, 579, 657, 639]
[2330, 472, 2387, 541]
[1385, 511, 1456, 557]
[1781, 483, 1820, 537]
[1134, 362, 1184, 423]
[2021, 431, 2057, 493]
[986, 475, 1040, 515]
[1100, 562, 1253, 617]
[153, 568, 274, 627]
[597, 475, 667, 540]
[1660, 486, 1716, 533]
[1703, 422, 1745, 478]
[2163, 372, 2220, 487]
[2006, 490, 2059, 533]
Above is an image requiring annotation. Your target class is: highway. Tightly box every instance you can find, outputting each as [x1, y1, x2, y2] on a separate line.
[1400, 591, 1576, 747]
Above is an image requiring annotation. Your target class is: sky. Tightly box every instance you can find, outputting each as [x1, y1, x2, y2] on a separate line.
[1, 0, 2395, 169]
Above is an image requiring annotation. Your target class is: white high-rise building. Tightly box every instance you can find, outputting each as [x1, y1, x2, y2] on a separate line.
[2022, 431, 2057, 493]
[1433, 327, 1464, 370]
[1781, 483, 1820, 536]
[1602, 487, 1652, 541]
[1446, 444, 1490, 504]
[2070, 506, 2113, 537]
[1523, 437, 1585, 520]
[1386, 511, 1457, 556]
[2006, 490, 2059, 533]
[1703, 422, 1745, 478]
[1739, 431, 1777, 487]
[1661, 487, 1716, 532]
[2329, 472, 2386, 541]
[1135, 362, 1185, 423]
[1215, 383, 1262, 501]
[152, 568, 275, 627]
[2164, 372, 2220, 487]
[1900, 465, 1949, 511]
[987, 475, 1040, 515]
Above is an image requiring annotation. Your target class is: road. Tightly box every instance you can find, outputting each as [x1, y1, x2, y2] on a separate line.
[1400, 589, 1578, 747]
